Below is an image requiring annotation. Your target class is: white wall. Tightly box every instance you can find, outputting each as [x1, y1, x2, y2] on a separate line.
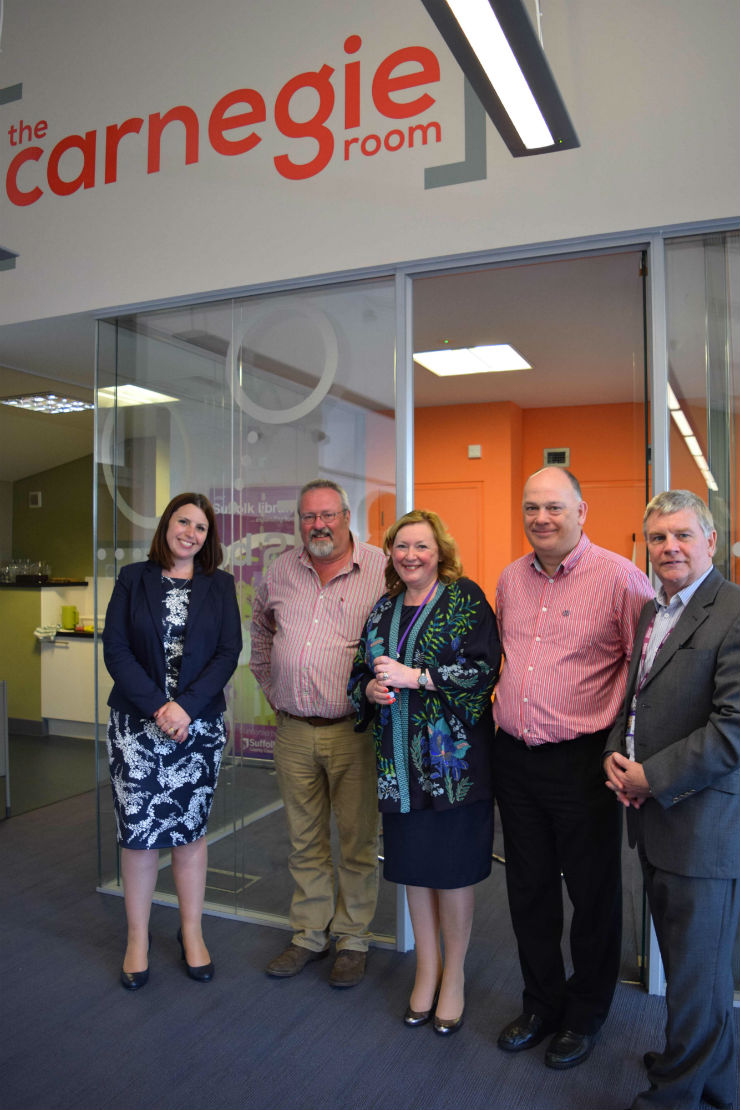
[0, 0, 738, 325]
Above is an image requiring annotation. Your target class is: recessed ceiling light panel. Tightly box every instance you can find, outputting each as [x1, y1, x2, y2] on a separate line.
[414, 343, 532, 376]
[1, 391, 94, 414]
[97, 385, 178, 407]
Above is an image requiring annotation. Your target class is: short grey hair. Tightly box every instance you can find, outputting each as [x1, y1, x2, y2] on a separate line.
[298, 478, 350, 514]
[643, 490, 715, 539]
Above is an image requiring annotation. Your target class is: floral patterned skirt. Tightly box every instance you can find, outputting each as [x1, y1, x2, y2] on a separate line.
[107, 709, 226, 850]
[382, 797, 494, 889]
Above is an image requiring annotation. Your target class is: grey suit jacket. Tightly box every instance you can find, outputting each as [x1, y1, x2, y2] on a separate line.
[604, 567, 740, 879]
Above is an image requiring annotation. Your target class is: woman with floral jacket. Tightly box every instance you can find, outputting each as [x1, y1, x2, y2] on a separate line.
[348, 510, 501, 1036]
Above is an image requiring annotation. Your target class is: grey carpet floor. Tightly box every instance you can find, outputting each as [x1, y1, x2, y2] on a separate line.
[1, 790, 737, 1110]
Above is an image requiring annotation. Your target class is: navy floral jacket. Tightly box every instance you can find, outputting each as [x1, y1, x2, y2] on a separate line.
[348, 577, 501, 814]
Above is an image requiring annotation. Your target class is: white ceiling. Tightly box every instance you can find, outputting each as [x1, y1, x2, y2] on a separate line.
[0, 248, 652, 482]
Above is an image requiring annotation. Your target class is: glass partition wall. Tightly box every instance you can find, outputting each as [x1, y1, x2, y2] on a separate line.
[94, 226, 740, 972]
[95, 278, 398, 941]
[664, 229, 740, 995]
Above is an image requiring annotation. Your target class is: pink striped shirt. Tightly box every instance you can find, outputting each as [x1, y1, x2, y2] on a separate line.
[250, 537, 387, 718]
[493, 533, 653, 745]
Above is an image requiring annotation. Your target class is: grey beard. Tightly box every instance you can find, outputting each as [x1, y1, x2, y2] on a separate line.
[307, 533, 334, 558]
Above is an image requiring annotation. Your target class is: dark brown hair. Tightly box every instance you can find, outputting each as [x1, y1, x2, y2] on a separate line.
[383, 509, 463, 597]
[148, 492, 222, 574]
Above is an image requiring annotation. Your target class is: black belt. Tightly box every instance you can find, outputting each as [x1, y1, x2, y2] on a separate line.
[283, 712, 354, 728]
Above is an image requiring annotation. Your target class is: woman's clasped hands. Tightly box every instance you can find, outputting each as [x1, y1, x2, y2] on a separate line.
[367, 654, 414, 705]
[154, 701, 192, 743]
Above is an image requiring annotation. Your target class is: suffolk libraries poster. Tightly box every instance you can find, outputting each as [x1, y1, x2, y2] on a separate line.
[213, 486, 299, 760]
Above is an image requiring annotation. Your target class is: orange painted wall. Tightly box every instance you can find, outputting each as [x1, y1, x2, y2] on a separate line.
[522, 403, 648, 568]
[414, 402, 522, 601]
[414, 400, 648, 599]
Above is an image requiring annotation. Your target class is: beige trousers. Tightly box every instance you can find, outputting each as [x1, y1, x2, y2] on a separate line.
[274, 712, 379, 953]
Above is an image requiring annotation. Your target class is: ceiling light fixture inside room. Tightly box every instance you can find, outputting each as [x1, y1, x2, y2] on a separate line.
[414, 343, 532, 376]
[1, 391, 94, 414]
[419, 0, 579, 156]
[97, 385, 178, 407]
[667, 385, 718, 493]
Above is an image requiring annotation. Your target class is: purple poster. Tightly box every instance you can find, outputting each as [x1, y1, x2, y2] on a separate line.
[212, 486, 299, 759]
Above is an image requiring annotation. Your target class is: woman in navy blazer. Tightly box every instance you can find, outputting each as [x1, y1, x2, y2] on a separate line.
[103, 492, 242, 990]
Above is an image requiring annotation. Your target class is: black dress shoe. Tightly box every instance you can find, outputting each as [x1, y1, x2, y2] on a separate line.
[177, 928, 214, 982]
[120, 932, 152, 991]
[497, 1012, 554, 1052]
[433, 1012, 464, 1036]
[545, 1029, 594, 1070]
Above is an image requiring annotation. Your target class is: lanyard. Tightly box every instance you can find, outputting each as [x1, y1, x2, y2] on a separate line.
[395, 581, 438, 658]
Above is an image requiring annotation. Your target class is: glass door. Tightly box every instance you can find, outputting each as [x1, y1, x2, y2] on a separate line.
[411, 248, 651, 984]
[94, 277, 398, 942]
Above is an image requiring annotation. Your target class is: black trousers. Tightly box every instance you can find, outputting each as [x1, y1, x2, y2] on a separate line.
[494, 728, 622, 1034]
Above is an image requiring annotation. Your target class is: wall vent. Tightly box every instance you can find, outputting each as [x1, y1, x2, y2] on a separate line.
[544, 447, 570, 467]
[28, 491, 42, 508]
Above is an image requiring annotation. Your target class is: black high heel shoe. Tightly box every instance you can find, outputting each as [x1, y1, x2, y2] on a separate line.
[433, 1011, 464, 1036]
[177, 928, 214, 982]
[403, 987, 440, 1027]
[120, 933, 152, 991]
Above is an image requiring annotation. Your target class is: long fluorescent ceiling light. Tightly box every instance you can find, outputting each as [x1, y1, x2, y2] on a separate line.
[667, 385, 718, 493]
[419, 0, 579, 156]
[1, 391, 93, 413]
[415, 344, 531, 376]
[97, 385, 178, 407]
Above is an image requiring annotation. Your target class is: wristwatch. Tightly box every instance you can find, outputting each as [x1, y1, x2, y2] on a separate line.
[417, 667, 429, 690]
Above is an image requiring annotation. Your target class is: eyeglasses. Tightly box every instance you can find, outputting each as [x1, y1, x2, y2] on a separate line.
[299, 510, 346, 524]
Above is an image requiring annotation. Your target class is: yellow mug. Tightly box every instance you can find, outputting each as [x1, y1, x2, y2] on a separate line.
[61, 605, 79, 630]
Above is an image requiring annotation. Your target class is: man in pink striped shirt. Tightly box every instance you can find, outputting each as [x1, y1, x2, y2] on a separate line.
[250, 478, 386, 987]
[493, 467, 653, 1069]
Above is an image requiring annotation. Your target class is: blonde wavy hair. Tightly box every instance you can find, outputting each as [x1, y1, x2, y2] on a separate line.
[383, 509, 463, 597]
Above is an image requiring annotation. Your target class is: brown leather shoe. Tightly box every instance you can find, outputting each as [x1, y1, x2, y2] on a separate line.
[329, 949, 366, 988]
[265, 943, 329, 978]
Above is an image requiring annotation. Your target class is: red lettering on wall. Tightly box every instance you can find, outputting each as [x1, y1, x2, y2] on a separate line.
[6, 146, 43, 205]
[105, 118, 144, 184]
[343, 35, 362, 129]
[372, 46, 440, 119]
[208, 89, 266, 156]
[147, 106, 199, 174]
[274, 65, 335, 181]
[47, 131, 96, 196]
[3, 35, 444, 206]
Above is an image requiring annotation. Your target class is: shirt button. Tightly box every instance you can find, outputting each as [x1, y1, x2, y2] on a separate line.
[535, 636, 541, 642]
[528, 666, 533, 671]
[523, 697, 528, 702]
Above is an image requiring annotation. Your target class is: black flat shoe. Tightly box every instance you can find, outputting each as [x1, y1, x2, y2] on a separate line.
[433, 1012, 464, 1036]
[120, 932, 152, 991]
[177, 928, 214, 982]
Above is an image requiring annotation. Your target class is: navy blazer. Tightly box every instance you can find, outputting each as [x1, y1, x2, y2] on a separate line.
[103, 560, 242, 723]
[605, 567, 740, 879]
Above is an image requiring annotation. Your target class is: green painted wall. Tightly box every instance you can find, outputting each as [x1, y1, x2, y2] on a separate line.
[0, 589, 42, 720]
[13, 455, 93, 579]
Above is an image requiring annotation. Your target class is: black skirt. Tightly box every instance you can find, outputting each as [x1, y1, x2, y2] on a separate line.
[382, 798, 494, 889]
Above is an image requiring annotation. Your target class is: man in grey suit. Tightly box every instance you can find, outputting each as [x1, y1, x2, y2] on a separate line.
[604, 489, 740, 1110]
